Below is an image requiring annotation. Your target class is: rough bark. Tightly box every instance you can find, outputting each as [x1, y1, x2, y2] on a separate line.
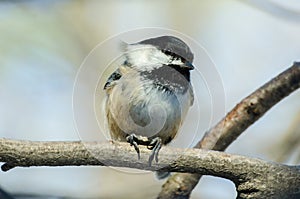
[0, 139, 299, 198]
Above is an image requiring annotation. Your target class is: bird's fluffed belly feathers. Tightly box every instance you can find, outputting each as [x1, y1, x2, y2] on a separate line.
[106, 71, 190, 145]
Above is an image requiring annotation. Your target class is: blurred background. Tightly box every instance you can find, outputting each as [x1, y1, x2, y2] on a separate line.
[0, 0, 300, 198]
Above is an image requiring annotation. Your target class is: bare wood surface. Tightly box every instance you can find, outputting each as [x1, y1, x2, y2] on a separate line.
[0, 139, 299, 198]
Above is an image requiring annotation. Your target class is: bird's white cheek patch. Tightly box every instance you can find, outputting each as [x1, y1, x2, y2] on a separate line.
[125, 44, 173, 71]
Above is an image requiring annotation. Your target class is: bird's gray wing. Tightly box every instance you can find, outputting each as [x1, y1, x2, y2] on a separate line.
[103, 68, 122, 90]
[189, 83, 194, 106]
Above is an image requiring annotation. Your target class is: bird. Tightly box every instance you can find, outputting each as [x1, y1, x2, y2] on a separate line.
[104, 35, 194, 179]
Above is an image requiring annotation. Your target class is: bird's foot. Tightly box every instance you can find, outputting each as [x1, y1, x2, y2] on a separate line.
[126, 134, 141, 159]
[126, 134, 150, 160]
[147, 137, 162, 166]
[126, 134, 162, 166]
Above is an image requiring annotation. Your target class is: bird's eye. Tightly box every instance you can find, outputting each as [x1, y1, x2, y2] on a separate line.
[162, 50, 174, 56]
[162, 50, 186, 63]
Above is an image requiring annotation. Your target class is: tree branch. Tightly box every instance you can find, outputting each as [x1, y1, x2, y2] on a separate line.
[0, 138, 299, 198]
[1, 63, 299, 199]
[158, 62, 300, 198]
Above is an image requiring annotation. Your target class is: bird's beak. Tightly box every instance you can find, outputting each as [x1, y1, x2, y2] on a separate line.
[184, 62, 194, 70]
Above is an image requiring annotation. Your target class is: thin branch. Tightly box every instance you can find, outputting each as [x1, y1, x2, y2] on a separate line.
[0, 138, 299, 198]
[158, 62, 300, 199]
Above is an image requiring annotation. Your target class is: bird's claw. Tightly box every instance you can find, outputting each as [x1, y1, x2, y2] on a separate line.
[126, 134, 162, 166]
[126, 134, 141, 160]
[147, 137, 162, 166]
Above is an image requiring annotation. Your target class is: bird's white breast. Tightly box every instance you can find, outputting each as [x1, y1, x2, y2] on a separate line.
[107, 68, 191, 138]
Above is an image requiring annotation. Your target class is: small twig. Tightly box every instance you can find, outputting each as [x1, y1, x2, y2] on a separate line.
[0, 138, 299, 198]
[158, 62, 300, 199]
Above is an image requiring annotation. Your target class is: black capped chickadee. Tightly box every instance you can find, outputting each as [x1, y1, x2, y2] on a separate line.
[104, 36, 194, 179]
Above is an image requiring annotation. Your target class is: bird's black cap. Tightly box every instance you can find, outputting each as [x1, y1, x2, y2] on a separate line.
[138, 35, 194, 64]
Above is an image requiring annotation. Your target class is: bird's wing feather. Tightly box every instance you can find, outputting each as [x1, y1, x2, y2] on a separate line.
[103, 68, 122, 90]
[189, 84, 194, 106]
